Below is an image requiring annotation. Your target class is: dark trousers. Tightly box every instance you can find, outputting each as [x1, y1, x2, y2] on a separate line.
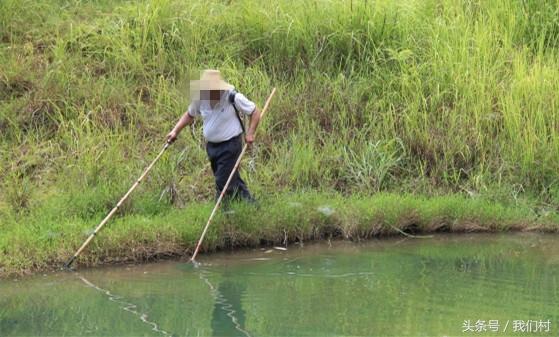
[206, 134, 253, 202]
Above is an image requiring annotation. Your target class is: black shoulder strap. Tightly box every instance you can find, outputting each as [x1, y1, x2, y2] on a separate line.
[228, 89, 246, 134]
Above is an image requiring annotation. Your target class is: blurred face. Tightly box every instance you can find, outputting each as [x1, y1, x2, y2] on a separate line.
[200, 90, 222, 102]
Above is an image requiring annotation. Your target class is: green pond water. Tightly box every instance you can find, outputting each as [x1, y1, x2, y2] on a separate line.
[1, 233, 559, 337]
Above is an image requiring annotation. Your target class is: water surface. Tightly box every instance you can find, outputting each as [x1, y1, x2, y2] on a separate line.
[1, 233, 559, 336]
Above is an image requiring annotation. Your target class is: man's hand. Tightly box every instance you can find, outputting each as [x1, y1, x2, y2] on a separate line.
[245, 108, 260, 146]
[167, 130, 178, 144]
[245, 132, 255, 144]
[167, 111, 194, 144]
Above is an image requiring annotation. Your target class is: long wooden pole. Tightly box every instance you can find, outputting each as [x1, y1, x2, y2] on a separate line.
[65, 142, 172, 268]
[190, 87, 277, 262]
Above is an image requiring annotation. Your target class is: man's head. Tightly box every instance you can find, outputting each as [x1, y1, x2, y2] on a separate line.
[191, 69, 233, 102]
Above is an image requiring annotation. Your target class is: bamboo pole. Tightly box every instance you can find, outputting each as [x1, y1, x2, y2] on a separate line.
[65, 142, 171, 268]
[190, 87, 277, 262]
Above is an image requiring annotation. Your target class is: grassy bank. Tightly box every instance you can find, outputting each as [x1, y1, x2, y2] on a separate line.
[2, 0, 559, 276]
[2, 192, 559, 277]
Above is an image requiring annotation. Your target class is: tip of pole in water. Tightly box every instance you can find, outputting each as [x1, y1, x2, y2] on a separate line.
[190, 258, 201, 269]
[63, 256, 76, 271]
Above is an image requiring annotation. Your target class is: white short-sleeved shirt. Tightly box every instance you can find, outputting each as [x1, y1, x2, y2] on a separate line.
[188, 89, 256, 143]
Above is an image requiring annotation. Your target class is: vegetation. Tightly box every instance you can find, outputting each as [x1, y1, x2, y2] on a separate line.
[1, 0, 559, 276]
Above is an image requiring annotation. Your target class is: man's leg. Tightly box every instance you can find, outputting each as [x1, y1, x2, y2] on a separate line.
[206, 142, 222, 200]
[206, 135, 254, 202]
[227, 136, 255, 202]
[234, 175, 254, 202]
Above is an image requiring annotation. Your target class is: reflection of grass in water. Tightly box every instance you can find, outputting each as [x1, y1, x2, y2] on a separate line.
[206, 236, 559, 336]
[2, 0, 559, 275]
[0, 266, 216, 337]
[80, 269, 252, 337]
[198, 269, 252, 337]
[2, 234, 559, 336]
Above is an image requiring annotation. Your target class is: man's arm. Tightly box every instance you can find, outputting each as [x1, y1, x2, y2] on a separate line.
[245, 107, 261, 144]
[167, 111, 195, 143]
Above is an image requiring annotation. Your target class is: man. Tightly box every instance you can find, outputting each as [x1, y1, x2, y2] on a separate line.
[167, 69, 261, 203]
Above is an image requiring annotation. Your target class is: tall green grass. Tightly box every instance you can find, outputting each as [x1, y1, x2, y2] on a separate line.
[2, 0, 559, 274]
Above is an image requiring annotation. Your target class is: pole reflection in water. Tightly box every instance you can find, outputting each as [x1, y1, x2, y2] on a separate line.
[77, 273, 175, 337]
